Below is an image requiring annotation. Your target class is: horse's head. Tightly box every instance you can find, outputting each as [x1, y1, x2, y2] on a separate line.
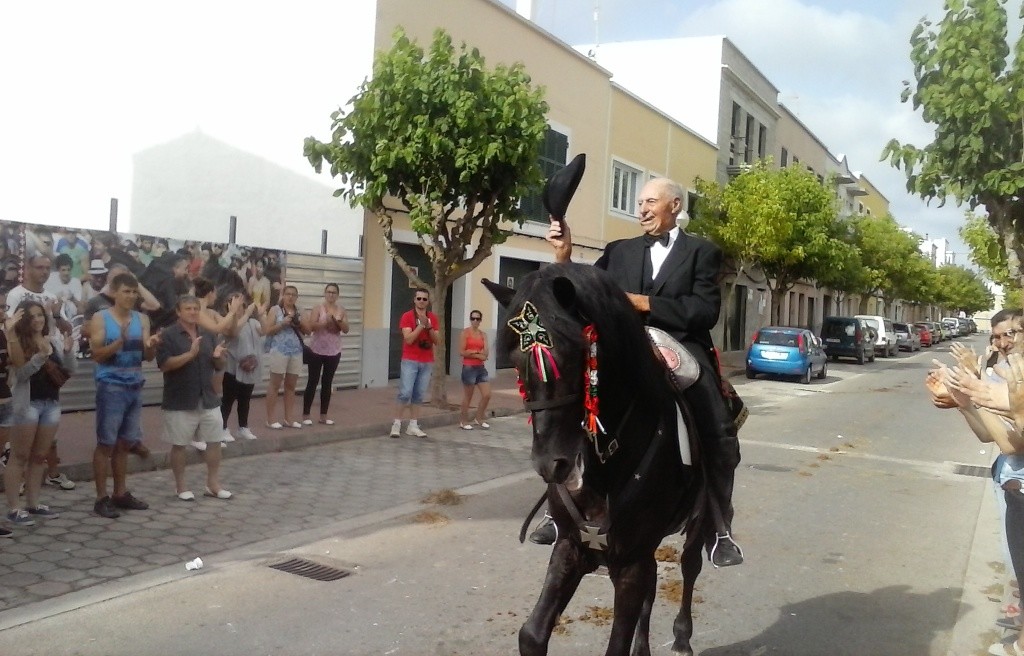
[485, 263, 664, 488]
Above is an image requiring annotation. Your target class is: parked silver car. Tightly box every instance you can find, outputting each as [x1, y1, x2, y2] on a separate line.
[892, 322, 921, 352]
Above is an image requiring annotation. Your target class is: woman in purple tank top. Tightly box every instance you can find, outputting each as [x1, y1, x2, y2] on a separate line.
[301, 283, 349, 425]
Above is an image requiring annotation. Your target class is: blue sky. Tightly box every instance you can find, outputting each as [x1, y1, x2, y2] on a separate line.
[506, 0, 1000, 264]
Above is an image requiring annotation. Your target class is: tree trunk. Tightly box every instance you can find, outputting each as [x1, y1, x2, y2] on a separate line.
[429, 283, 451, 409]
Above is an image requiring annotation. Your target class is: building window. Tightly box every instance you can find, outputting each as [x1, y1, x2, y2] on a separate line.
[744, 115, 756, 163]
[686, 191, 703, 220]
[758, 125, 768, 160]
[781, 147, 789, 167]
[611, 160, 641, 215]
[520, 127, 568, 222]
[730, 102, 742, 166]
[792, 155, 799, 166]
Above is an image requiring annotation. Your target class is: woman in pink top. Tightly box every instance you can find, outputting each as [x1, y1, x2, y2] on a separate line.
[301, 283, 349, 425]
[458, 310, 491, 430]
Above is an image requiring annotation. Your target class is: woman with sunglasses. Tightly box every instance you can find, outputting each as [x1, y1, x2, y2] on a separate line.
[458, 311, 491, 430]
[301, 283, 349, 426]
[5, 300, 75, 527]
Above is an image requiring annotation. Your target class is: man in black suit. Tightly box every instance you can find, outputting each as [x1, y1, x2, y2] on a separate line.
[544, 176, 743, 567]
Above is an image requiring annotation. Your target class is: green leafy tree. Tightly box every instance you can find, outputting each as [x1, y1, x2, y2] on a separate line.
[848, 215, 932, 315]
[691, 162, 843, 327]
[304, 28, 549, 404]
[883, 0, 1024, 285]
[960, 212, 1022, 306]
[812, 216, 869, 315]
[933, 264, 995, 314]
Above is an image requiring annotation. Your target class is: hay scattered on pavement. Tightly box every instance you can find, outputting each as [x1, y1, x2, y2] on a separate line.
[421, 489, 464, 505]
[655, 545, 681, 562]
[659, 579, 683, 603]
[411, 510, 450, 525]
[579, 606, 613, 626]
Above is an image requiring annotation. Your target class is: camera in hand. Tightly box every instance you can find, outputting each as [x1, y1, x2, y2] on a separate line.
[290, 313, 302, 327]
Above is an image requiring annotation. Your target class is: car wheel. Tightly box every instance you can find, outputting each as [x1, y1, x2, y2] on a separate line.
[746, 367, 755, 379]
[857, 350, 865, 365]
[801, 366, 812, 385]
[818, 361, 828, 379]
[869, 349, 876, 362]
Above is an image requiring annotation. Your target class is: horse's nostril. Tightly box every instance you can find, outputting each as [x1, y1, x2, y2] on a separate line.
[545, 457, 572, 484]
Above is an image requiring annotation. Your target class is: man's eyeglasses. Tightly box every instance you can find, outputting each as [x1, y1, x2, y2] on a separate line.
[995, 329, 1020, 341]
[415, 297, 429, 302]
[470, 316, 482, 321]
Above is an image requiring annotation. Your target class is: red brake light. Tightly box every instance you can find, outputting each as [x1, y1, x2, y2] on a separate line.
[750, 330, 760, 347]
[797, 333, 807, 354]
[855, 327, 862, 342]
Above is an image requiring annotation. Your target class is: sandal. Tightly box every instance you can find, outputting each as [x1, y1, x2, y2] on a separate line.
[988, 640, 1024, 655]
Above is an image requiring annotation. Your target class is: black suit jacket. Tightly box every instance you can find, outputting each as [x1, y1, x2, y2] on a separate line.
[595, 231, 722, 354]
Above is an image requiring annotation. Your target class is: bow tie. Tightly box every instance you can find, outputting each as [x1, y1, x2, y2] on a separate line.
[643, 232, 670, 248]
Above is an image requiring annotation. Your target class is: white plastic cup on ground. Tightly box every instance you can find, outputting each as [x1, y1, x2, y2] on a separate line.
[185, 557, 204, 571]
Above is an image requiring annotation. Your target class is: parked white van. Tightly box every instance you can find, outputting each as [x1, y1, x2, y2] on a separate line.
[854, 315, 898, 357]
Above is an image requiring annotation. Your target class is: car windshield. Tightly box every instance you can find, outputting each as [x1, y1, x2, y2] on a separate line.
[757, 331, 799, 347]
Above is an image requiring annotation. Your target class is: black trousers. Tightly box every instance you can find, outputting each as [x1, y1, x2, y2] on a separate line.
[1005, 488, 1024, 587]
[221, 372, 255, 428]
[681, 343, 741, 534]
[303, 352, 341, 416]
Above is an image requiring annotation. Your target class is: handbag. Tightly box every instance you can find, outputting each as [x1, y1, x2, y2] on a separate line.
[42, 358, 70, 389]
[289, 323, 312, 364]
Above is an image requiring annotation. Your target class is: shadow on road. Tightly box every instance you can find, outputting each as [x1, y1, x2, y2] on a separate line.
[700, 585, 963, 656]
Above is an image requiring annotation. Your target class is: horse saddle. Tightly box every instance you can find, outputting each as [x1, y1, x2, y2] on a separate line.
[646, 326, 700, 390]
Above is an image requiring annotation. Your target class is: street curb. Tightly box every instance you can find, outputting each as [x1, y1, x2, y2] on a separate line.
[56, 404, 526, 485]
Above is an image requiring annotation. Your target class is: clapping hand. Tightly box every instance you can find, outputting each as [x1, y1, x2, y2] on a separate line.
[950, 342, 980, 378]
[948, 359, 1010, 415]
[1003, 353, 1024, 428]
[145, 329, 162, 349]
[212, 342, 226, 359]
[926, 365, 958, 409]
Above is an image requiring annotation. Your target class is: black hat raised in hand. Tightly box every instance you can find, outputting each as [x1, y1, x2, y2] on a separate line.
[542, 153, 586, 223]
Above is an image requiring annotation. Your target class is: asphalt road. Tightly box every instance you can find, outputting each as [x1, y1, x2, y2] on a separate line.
[0, 335, 1009, 655]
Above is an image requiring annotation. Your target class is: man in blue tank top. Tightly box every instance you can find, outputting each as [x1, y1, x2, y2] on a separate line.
[88, 273, 161, 519]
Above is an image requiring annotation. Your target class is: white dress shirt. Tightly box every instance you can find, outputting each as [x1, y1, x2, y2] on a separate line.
[649, 226, 680, 279]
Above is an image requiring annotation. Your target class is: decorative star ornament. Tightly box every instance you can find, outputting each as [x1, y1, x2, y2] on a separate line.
[580, 525, 608, 550]
[507, 301, 553, 352]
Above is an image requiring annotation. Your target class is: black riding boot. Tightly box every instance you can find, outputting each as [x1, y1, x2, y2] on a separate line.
[529, 513, 558, 545]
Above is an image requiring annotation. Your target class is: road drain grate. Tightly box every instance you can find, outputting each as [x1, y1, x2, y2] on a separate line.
[268, 558, 352, 582]
[951, 463, 991, 479]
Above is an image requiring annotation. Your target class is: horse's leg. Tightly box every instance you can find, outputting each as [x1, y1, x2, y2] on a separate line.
[629, 579, 656, 656]
[671, 539, 704, 656]
[605, 556, 657, 656]
[519, 540, 590, 656]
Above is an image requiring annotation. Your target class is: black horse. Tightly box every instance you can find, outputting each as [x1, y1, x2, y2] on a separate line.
[485, 262, 711, 656]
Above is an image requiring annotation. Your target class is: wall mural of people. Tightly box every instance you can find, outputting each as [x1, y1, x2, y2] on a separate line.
[0, 220, 286, 353]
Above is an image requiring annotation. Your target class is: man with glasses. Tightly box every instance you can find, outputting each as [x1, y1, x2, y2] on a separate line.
[391, 288, 438, 438]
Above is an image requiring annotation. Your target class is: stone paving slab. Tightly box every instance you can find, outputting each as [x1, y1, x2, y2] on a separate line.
[0, 417, 533, 613]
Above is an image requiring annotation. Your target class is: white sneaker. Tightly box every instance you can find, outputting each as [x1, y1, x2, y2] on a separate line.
[389, 420, 402, 438]
[191, 441, 207, 452]
[222, 429, 236, 442]
[406, 424, 427, 438]
[237, 427, 258, 440]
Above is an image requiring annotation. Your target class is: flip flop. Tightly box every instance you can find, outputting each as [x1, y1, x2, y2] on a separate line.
[988, 640, 1024, 655]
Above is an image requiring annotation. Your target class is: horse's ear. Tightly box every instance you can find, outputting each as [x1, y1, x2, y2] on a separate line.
[482, 278, 516, 308]
[552, 276, 577, 310]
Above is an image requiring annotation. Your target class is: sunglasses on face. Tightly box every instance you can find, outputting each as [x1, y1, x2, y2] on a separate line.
[470, 317, 482, 321]
[415, 297, 429, 301]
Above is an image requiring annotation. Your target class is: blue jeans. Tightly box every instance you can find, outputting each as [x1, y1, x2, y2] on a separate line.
[397, 360, 432, 404]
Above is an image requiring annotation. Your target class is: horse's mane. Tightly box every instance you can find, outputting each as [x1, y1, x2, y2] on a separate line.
[504, 263, 671, 415]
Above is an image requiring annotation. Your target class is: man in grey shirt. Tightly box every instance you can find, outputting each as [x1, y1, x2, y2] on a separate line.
[157, 295, 233, 501]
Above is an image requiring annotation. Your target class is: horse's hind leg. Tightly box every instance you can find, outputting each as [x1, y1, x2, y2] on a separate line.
[606, 556, 656, 656]
[629, 581, 656, 656]
[519, 540, 591, 656]
[670, 541, 704, 656]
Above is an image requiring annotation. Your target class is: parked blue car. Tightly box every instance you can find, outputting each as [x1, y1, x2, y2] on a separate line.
[746, 326, 828, 384]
